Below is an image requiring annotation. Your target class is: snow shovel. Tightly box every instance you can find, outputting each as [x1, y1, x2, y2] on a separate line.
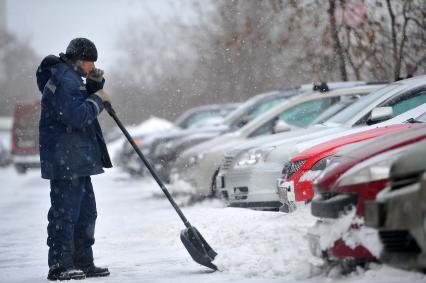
[104, 102, 218, 271]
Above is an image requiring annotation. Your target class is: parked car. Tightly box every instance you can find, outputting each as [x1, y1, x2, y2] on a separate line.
[117, 102, 238, 176]
[123, 89, 303, 180]
[308, 124, 426, 265]
[11, 101, 41, 174]
[0, 142, 10, 167]
[218, 76, 426, 210]
[129, 82, 372, 181]
[174, 84, 381, 197]
[364, 140, 426, 271]
[174, 103, 240, 129]
[0, 116, 13, 167]
[277, 103, 426, 210]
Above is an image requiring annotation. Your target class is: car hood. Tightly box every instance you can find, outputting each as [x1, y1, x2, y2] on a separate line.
[181, 132, 240, 158]
[155, 131, 223, 156]
[389, 139, 426, 179]
[315, 124, 426, 193]
[293, 124, 413, 162]
[258, 127, 348, 162]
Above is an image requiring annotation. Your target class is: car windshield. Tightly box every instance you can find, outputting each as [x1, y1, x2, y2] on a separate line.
[279, 97, 335, 127]
[414, 111, 426, 122]
[221, 92, 286, 127]
[248, 97, 288, 119]
[311, 97, 361, 125]
[323, 84, 401, 126]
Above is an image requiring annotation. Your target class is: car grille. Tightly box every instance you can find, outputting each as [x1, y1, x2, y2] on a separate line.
[379, 230, 421, 253]
[390, 173, 421, 191]
[284, 160, 306, 179]
[221, 155, 235, 171]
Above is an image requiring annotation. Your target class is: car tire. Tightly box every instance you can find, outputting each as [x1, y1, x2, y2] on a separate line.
[15, 164, 27, 174]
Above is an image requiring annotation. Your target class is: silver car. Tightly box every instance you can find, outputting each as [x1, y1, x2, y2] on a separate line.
[221, 76, 426, 210]
[173, 84, 382, 197]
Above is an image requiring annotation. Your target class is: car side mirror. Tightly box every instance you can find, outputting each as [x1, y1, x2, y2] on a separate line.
[237, 115, 251, 128]
[367, 107, 394, 125]
[273, 120, 291, 133]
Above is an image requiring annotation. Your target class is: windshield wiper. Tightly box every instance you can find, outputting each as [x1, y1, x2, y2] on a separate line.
[405, 118, 424, 124]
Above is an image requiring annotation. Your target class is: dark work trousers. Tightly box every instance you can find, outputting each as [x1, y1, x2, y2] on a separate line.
[47, 176, 97, 269]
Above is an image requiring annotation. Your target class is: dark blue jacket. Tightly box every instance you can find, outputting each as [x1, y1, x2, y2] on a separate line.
[36, 55, 112, 179]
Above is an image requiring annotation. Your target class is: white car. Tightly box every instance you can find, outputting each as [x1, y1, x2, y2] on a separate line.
[219, 76, 426, 210]
[173, 84, 383, 196]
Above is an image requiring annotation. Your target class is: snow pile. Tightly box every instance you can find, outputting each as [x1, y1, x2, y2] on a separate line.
[308, 208, 382, 258]
[153, 174, 206, 206]
[1, 166, 426, 283]
[191, 205, 323, 279]
[107, 138, 126, 161]
[127, 116, 175, 137]
[107, 116, 175, 162]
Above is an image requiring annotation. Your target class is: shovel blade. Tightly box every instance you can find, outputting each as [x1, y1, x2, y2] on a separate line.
[180, 226, 218, 271]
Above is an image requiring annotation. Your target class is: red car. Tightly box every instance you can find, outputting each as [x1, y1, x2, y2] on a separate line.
[11, 101, 41, 174]
[277, 124, 413, 205]
[309, 124, 426, 263]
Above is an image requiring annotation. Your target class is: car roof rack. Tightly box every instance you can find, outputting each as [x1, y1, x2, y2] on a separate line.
[312, 82, 329, 92]
[366, 81, 389, 85]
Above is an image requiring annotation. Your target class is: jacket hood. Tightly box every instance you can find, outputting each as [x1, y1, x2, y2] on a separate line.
[36, 55, 62, 93]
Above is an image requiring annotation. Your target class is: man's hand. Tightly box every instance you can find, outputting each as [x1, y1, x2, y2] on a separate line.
[94, 89, 111, 103]
[86, 68, 105, 94]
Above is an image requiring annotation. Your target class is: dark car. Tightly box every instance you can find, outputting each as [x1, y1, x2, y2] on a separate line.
[11, 101, 41, 174]
[364, 140, 426, 271]
[117, 102, 239, 176]
[308, 123, 426, 266]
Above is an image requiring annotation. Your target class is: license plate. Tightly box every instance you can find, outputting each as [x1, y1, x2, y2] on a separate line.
[233, 187, 248, 200]
[277, 178, 295, 202]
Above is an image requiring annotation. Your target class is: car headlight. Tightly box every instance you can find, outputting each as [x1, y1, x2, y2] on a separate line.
[337, 149, 405, 187]
[299, 156, 333, 182]
[235, 152, 262, 167]
[234, 147, 275, 168]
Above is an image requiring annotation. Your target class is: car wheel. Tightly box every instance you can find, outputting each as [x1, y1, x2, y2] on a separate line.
[15, 164, 27, 174]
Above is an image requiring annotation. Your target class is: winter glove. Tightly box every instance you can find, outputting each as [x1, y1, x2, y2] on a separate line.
[94, 89, 111, 104]
[86, 68, 105, 94]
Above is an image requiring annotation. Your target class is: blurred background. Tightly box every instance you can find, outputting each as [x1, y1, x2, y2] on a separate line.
[1, 0, 425, 126]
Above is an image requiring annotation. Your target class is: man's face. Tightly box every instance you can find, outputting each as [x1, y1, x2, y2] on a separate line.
[79, 61, 95, 77]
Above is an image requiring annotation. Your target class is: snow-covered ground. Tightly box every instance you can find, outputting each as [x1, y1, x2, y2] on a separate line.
[0, 164, 425, 283]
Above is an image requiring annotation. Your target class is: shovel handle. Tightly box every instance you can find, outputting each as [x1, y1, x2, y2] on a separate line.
[103, 102, 191, 228]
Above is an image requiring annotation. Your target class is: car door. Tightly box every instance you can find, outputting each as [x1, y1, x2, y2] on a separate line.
[354, 87, 426, 126]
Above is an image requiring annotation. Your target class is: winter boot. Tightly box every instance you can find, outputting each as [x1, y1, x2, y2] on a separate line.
[47, 266, 85, 281]
[79, 264, 110, 278]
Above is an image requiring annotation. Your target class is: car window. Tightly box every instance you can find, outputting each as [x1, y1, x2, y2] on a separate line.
[248, 97, 287, 119]
[182, 110, 221, 128]
[324, 84, 401, 126]
[248, 97, 335, 138]
[278, 97, 335, 128]
[222, 93, 280, 126]
[310, 95, 365, 124]
[385, 89, 426, 116]
[353, 88, 426, 126]
[249, 119, 276, 138]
